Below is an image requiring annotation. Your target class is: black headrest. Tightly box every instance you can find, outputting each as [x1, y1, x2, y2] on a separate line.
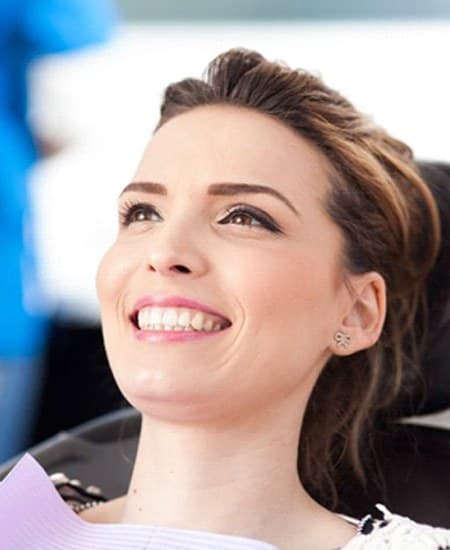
[414, 161, 450, 414]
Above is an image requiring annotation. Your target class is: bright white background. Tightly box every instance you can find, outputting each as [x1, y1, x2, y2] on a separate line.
[28, 21, 450, 322]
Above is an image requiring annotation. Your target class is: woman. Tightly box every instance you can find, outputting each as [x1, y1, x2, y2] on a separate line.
[1, 48, 449, 549]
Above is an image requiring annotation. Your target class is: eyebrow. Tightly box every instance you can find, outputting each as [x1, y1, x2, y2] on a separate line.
[120, 181, 299, 216]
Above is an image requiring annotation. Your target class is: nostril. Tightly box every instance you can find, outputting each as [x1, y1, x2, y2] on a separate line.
[172, 264, 191, 274]
[147, 264, 192, 274]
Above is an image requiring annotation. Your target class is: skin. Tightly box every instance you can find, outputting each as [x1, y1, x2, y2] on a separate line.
[93, 105, 386, 549]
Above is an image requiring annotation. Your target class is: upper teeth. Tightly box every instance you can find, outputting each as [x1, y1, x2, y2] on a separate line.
[136, 307, 225, 332]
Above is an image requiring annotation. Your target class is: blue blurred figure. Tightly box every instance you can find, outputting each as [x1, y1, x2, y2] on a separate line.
[0, 0, 117, 462]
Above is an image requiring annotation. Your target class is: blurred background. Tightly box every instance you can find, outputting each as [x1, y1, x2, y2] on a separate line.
[0, 0, 449, 462]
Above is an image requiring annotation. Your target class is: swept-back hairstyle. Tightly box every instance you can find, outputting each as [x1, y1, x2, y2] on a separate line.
[154, 48, 441, 507]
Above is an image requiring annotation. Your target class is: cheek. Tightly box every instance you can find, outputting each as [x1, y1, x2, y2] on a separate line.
[230, 244, 339, 369]
[214, 248, 332, 405]
[95, 243, 134, 313]
[232, 247, 330, 323]
[95, 247, 117, 307]
[95, 244, 138, 380]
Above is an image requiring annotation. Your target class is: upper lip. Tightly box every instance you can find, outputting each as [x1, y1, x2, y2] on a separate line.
[130, 295, 232, 326]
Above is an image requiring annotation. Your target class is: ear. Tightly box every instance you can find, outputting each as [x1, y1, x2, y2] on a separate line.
[333, 271, 386, 356]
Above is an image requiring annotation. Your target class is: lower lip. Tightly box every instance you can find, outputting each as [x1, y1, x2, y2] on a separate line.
[133, 326, 227, 343]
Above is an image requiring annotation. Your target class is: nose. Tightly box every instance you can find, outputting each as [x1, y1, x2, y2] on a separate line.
[144, 224, 208, 279]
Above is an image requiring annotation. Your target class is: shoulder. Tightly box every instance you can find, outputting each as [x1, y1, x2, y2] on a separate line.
[343, 505, 450, 549]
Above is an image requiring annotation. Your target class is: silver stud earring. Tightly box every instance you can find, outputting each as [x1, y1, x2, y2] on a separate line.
[334, 330, 351, 348]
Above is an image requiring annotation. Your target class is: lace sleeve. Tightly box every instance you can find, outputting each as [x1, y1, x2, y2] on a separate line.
[49, 471, 107, 515]
[345, 505, 450, 549]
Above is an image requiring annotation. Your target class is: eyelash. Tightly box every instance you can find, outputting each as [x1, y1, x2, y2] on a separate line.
[119, 200, 160, 227]
[118, 200, 282, 234]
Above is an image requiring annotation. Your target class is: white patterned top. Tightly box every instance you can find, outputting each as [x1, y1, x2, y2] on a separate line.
[341, 504, 450, 549]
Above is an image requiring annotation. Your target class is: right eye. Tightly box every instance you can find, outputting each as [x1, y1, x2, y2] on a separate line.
[119, 201, 161, 227]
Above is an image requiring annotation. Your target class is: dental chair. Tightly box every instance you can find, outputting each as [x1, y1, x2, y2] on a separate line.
[0, 162, 449, 527]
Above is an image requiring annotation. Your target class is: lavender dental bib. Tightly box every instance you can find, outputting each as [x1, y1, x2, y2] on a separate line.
[0, 454, 278, 550]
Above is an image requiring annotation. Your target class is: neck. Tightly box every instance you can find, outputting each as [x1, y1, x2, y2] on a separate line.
[117, 396, 346, 549]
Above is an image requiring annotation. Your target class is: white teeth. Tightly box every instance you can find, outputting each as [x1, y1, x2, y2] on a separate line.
[136, 306, 227, 332]
[162, 309, 178, 326]
[203, 319, 213, 331]
[178, 310, 191, 328]
[150, 308, 162, 325]
[191, 312, 205, 331]
[137, 309, 150, 328]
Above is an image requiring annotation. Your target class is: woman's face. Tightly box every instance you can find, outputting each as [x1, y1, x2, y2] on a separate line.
[96, 105, 350, 422]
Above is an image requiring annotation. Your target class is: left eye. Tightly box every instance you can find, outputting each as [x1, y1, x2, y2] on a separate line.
[222, 210, 260, 227]
[218, 206, 281, 233]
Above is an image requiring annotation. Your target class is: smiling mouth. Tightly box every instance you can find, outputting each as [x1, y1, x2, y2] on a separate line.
[130, 306, 232, 333]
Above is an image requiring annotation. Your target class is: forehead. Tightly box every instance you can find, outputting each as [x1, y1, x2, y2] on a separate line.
[133, 105, 331, 203]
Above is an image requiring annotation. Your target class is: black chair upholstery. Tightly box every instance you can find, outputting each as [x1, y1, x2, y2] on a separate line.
[1, 161, 448, 528]
[0, 407, 140, 500]
[416, 162, 450, 414]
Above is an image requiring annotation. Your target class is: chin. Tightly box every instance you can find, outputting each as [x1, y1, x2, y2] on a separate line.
[125, 390, 230, 425]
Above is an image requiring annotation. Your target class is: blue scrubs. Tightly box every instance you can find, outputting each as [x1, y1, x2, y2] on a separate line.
[0, 0, 117, 461]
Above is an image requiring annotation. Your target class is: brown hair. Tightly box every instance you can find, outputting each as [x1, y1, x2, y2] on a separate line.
[154, 48, 441, 507]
